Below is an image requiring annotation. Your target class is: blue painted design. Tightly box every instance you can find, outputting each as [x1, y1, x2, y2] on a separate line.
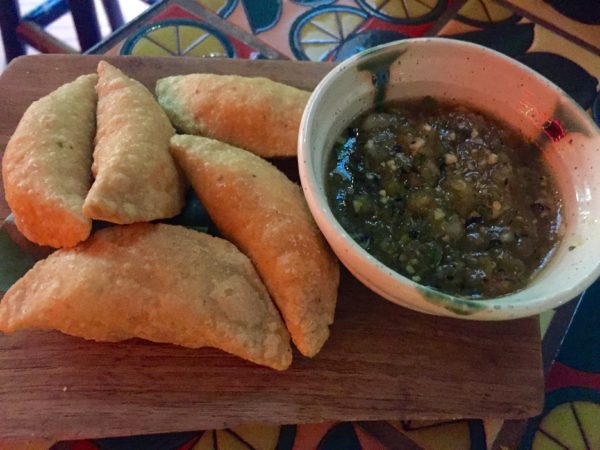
[544, 0, 600, 25]
[217, 0, 239, 18]
[335, 29, 407, 61]
[241, 0, 282, 34]
[291, 0, 336, 6]
[468, 420, 487, 450]
[450, 23, 534, 57]
[289, 5, 368, 61]
[317, 423, 361, 450]
[356, 0, 447, 25]
[0, 216, 36, 294]
[167, 189, 217, 236]
[277, 425, 297, 449]
[515, 52, 598, 109]
[120, 19, 235, 58]
[555, 279, 600, 372]
[22, 0, 68, 27]
[592, 92, 600, 127]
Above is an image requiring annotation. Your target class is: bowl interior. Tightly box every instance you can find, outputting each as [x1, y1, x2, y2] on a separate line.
[300, 38, 600, 319]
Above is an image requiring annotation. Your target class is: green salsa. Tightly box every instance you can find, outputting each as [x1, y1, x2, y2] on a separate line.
[326, 97, 563, 299]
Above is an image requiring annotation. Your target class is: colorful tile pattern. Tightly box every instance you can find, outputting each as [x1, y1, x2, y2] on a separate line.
[30, 0, 600, 448]
[502, 0, 600, 55]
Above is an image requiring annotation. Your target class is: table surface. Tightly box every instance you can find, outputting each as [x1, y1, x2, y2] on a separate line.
[4, 1, 600, 449]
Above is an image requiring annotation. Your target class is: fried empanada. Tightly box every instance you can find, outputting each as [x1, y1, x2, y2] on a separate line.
[170, 135, 339, 357]
[2, 74, 97, 248]
[83, 61, 185, 224]
[156, 74, 310, 157]
[0, 223, 292, 370]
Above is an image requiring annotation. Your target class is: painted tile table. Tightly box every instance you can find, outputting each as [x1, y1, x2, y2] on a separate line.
[9, 1, 600, 449]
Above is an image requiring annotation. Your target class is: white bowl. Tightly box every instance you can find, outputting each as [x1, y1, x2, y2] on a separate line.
[298, 38, 600, 320]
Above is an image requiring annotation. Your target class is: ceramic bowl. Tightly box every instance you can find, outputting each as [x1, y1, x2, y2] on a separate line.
[298, 38, 600, 320]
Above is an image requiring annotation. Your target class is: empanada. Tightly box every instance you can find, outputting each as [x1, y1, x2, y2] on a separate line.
[156, 74, 310, 158]
[0, 223, 292, 370]
[83, 61, 185, 224]
[170, 135, 339, 357]
[2, 74, 97, 248]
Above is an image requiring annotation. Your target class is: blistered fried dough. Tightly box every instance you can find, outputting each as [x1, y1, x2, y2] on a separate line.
[156, 74, 310, 157]
[2, 74, 97, 248]
[170, 135, 340, 357]
[0, 223, 292, 370]
[83, 61, 185, 224]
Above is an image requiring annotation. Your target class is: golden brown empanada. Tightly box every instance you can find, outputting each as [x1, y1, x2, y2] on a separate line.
[2, 74, 97, 248]
[83, 61, 185, 224]
[156, 74, 310, 157]
[170, 135, 339, 357]
[0, 223, 292, 370]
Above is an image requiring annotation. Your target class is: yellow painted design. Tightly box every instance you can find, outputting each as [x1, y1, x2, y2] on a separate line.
[192, 426, 280, 450]
[184, 34, 229, 57]
[340, 14, 365, 39]
[298, 10, 365, 61]
[195, 0, 231, 14]
[390, 420, 473, 450]
[361, 0, 441, 20]
[532, 432, 567, 450]
[533, 401, 600, 450]
[459, 0, 515, 23]
[299, 23, 336, 43]
[130, 38, 172, 57]
[145, 26, 178, 53]
[192, 431, 215, 450]
[308, 11, 340, 37]
[177, 25, 209, 53]
[227, 424, 280, 449]
[574, 402, 600, 447]
[437, 20, 481, 35]
[303, 43, 337, 61]
[216, 431, 250, 450]
[483, 418, 505, 448]
[128, 24, 229, 58]
[539, 309, 555, 337]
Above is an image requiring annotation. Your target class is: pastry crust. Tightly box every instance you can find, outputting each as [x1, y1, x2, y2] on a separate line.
[2, 74, 97, 248]
[156, 74, 310, 157]
[0, 223, 292, 370]
[170, 135, 339, 357]
[83, 61, 185, 224]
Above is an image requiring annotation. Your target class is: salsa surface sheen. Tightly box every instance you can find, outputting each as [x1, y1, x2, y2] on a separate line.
[326, 97, 562, 298]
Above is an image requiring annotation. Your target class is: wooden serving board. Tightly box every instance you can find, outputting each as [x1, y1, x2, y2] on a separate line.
[0, 55, 543, 441]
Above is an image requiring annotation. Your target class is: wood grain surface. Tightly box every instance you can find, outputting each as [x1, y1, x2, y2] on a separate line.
[0, 55, 543, 441]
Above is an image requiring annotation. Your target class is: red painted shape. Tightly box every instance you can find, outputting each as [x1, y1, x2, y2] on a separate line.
[360, 17, 434, 37]
[543, 119, 567, 142]
[152, 4, 195, 22]
[547, 362, 600, 392]
[59, 441, 98, 450]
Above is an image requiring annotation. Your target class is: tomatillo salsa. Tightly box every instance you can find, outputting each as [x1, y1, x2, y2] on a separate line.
[326, 97, 563, 298]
